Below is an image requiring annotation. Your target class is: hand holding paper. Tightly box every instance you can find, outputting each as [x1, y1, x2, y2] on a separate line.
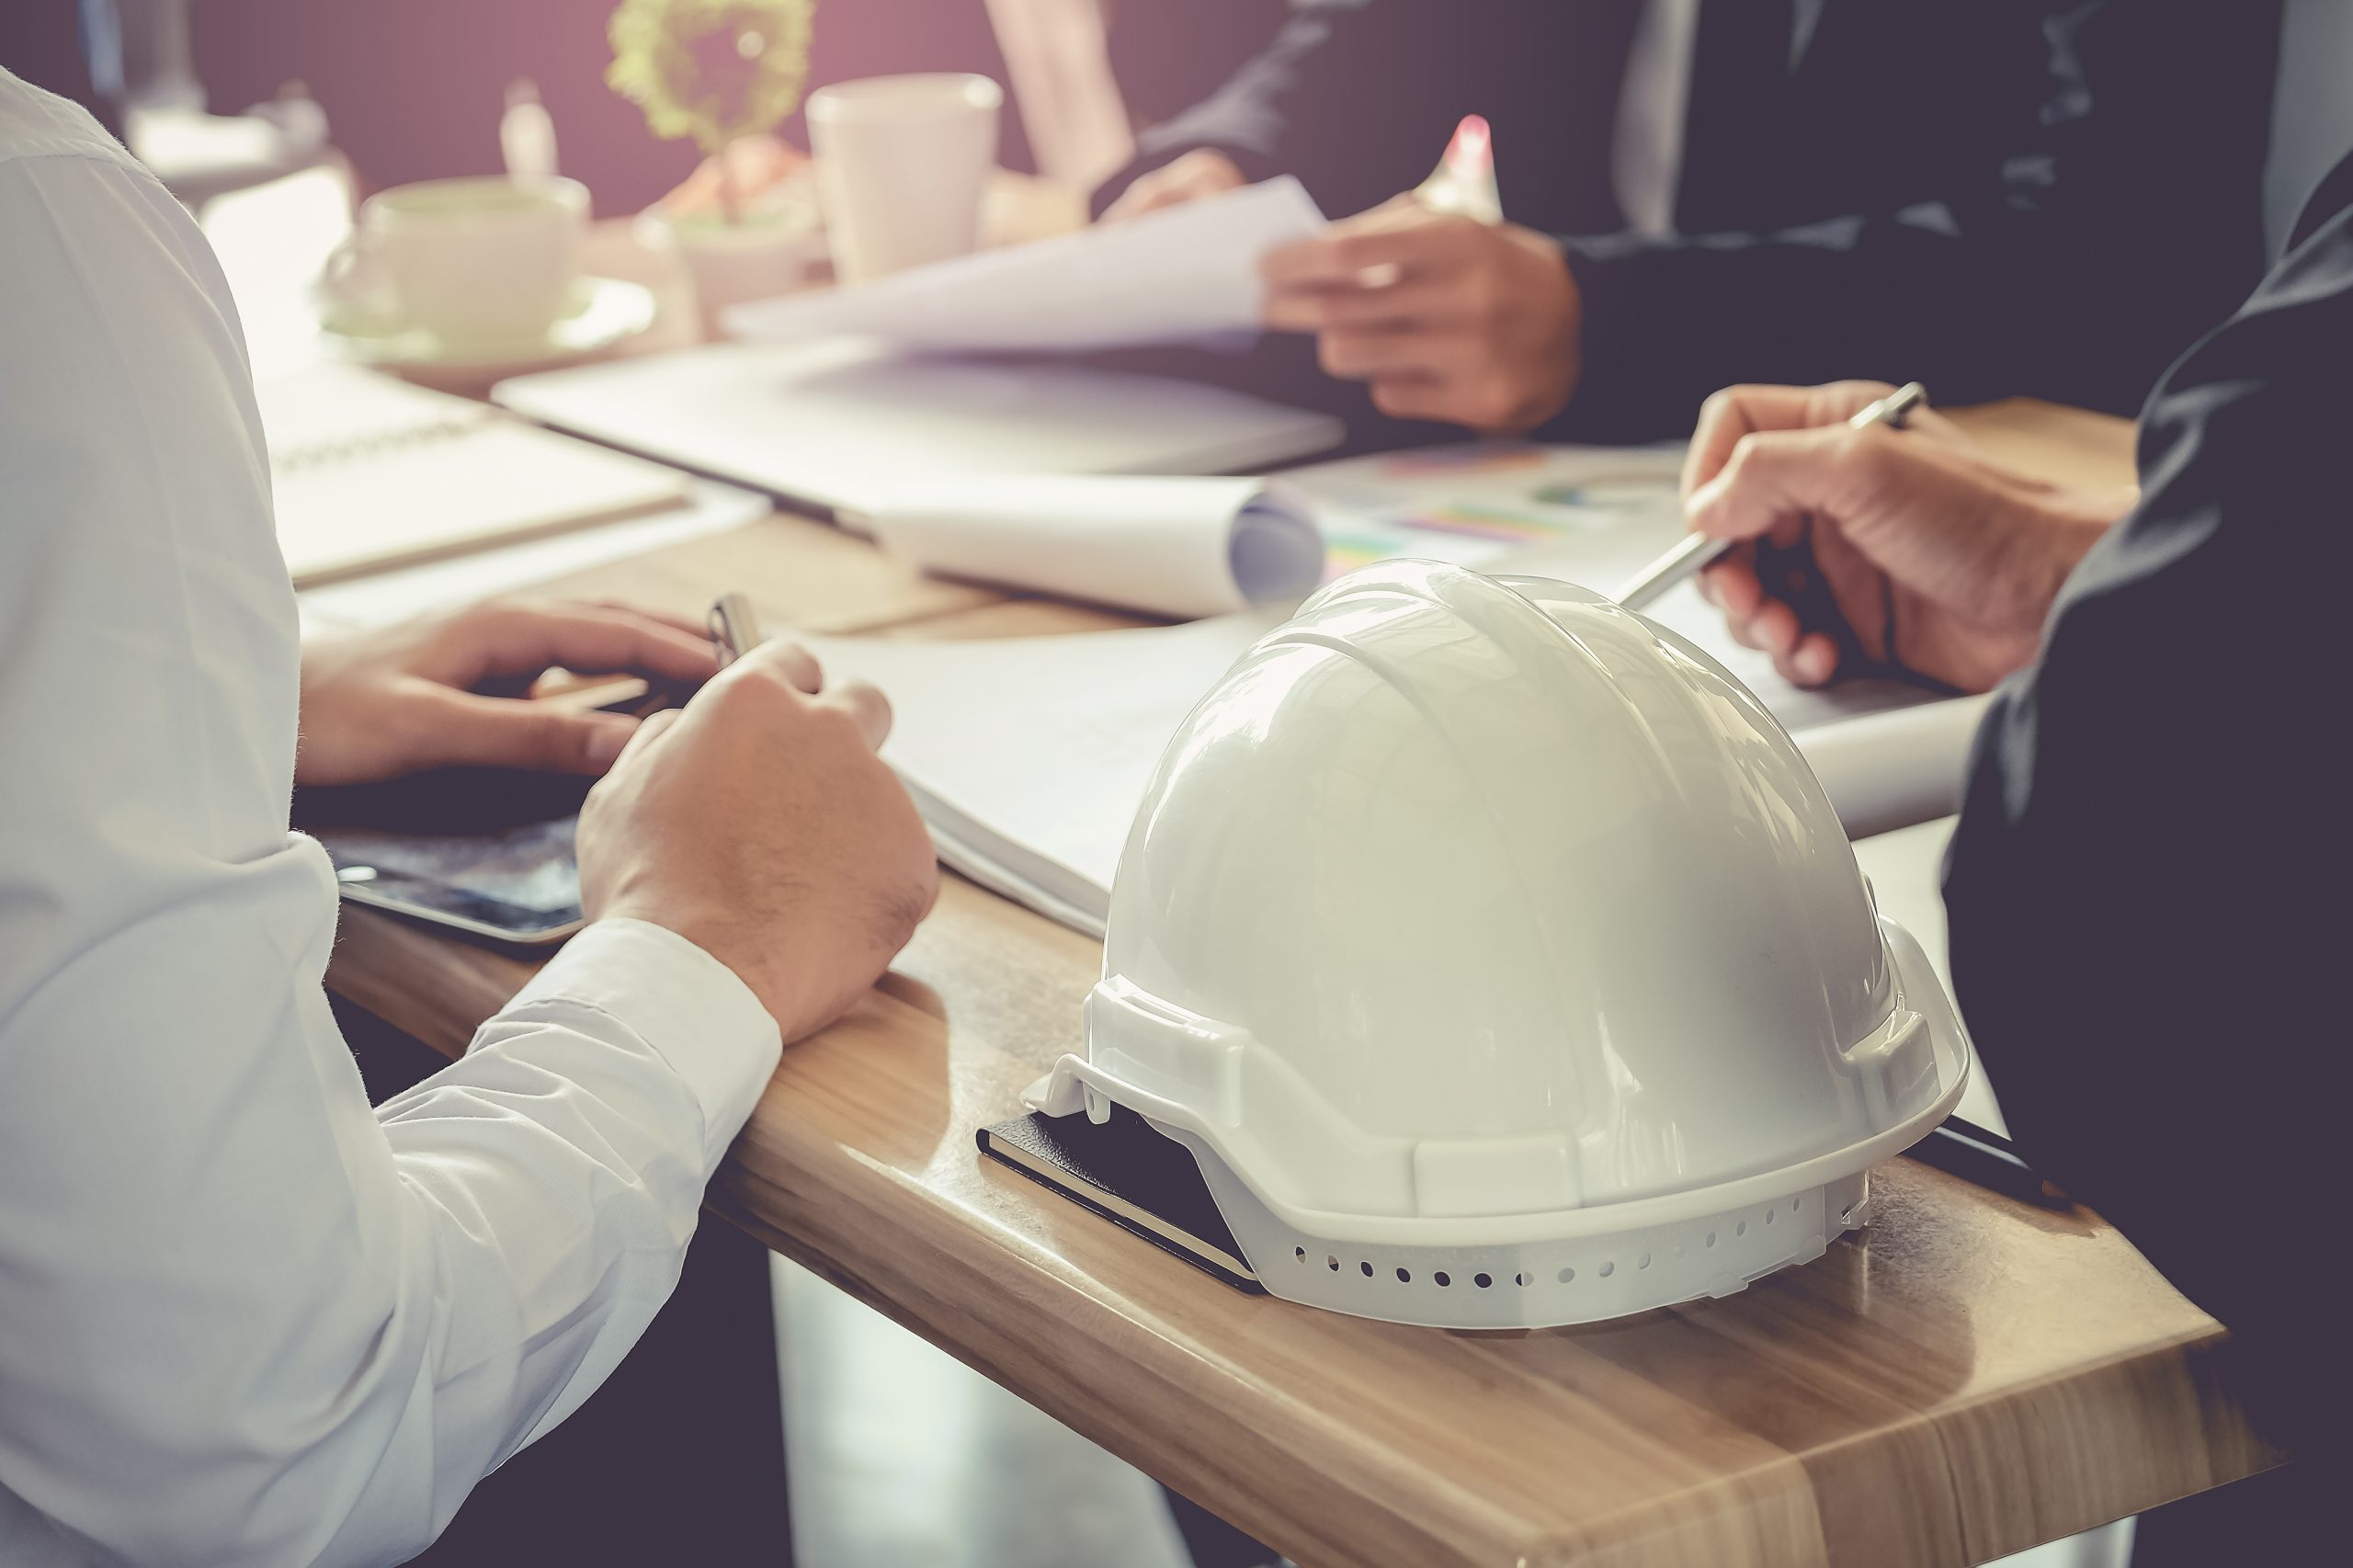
[858, 475, 1326, 619]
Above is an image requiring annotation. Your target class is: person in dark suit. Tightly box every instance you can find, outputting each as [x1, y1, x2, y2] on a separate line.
[1675, 148, 2353, 1565]
[1094, 0, 2282, 444]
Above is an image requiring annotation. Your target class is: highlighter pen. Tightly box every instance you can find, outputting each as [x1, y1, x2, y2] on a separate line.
[1413, 114, 1504, 226]
[1616, 381, 1927, 613]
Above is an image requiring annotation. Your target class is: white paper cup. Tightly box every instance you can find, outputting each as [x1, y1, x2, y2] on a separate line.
[808, 74, 1002, 284]
[327, 176, 588, 344]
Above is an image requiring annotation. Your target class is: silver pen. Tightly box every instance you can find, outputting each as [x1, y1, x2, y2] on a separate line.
[1615, 381, 1928, 613]
[707, 592, 767, 667]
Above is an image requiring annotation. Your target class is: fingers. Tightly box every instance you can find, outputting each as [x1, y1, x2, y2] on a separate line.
[1681, 381, 1898, 498]
[1684, 423, 1897, 544]
[610, 705, 681, 768]
[415, 686, 644, 774]
[1264, 278, 1463, 334]
[744, 639, 823, 693]
[1101, 151, 1245, 223]
[455, 600, 722, 687]
[574, 598, 709, 640]
[814, 679, 892, 749]
[1260, 210, 1477, 292]
[1316, 325, 1463, 381]
[726, 635, 825, 695]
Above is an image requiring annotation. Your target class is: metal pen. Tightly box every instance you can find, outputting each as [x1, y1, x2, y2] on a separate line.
[1615, 381, 1928, 613]
[707, 592, 767, 667]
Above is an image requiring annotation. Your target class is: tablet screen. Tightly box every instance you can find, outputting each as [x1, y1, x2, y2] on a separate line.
[316, 816, 583, 943]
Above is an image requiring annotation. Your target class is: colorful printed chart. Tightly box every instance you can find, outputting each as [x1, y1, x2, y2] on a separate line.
[1279, 442, 1688, 585]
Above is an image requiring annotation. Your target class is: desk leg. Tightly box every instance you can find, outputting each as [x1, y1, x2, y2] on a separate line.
[337, 997, 795, 1564]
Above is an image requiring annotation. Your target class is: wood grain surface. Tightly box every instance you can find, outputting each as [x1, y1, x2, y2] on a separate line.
[326, 401, 2284, 1566]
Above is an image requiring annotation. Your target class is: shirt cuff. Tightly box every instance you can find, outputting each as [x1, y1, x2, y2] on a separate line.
[502, 916, 783, 1169]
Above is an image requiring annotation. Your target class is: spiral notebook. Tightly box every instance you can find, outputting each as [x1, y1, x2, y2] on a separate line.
[257, 364, 694, 585]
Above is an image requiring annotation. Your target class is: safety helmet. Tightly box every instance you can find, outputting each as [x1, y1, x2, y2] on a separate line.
[1029, 561, 1969, 1328]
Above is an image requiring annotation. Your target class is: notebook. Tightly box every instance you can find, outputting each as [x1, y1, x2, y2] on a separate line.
[977, 1104, 1260, 1292]
[489, 339, 1344, 517]
[258, 364, 694, 585]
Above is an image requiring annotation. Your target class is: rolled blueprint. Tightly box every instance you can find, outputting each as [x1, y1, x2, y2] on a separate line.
[856, 473, 1326, 619]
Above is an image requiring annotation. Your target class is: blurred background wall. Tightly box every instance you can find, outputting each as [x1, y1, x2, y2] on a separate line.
[186, 0, 1280, 214]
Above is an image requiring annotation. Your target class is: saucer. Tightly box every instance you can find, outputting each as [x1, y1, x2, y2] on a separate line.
[323, 277, 657, 385]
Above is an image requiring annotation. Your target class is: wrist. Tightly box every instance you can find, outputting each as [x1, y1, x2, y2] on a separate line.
[596, 894, 805, 1030]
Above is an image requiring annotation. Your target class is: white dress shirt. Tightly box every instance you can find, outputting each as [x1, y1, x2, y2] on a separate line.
[0, 68, 782, 1567]
[1610, 0, 1699, 239]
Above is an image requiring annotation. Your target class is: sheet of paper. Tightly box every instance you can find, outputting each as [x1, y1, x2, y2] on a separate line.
[1282, 440, 1691, 584]
[1280, 442, 1933, 733]
[724, 176, 1325, 352]
[803, 616, 1286, 934]
[859, 475, 1325, 619]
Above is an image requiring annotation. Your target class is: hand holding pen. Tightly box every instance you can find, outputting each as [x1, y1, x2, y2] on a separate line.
[1654, 380, 2128, 694]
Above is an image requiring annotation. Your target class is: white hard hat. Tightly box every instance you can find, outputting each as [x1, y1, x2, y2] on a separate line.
[1029, 561, 1969, 1329]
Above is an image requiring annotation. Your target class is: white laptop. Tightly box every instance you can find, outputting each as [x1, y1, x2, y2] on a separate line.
[492, 338, 1343, 518]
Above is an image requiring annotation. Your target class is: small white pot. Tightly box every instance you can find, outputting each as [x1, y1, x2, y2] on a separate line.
[642, 210, 827, 340]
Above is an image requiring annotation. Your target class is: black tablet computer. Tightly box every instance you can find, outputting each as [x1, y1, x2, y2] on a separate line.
[297, 763, 595, 947]
[317, 816, 584, 945]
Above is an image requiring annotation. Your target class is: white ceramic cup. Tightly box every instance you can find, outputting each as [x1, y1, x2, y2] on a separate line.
[328, 176, 589, 343]
[807, 74, 1002, 284]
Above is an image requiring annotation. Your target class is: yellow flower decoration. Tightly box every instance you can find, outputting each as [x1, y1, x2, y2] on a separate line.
[608, 0, 816, 154]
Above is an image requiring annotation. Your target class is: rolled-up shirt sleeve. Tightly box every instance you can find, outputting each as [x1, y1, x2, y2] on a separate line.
[0, 97, 779, 1568]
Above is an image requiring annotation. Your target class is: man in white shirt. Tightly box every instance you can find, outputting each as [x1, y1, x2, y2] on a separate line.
[0, 62, 939, 1567]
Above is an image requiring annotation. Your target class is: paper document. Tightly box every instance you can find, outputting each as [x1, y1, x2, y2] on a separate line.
[724, 176, 1325, 351]
[494, 340, 1341, 515]
[858, 475, 1325, 619]
[803, 617, 1286, 932]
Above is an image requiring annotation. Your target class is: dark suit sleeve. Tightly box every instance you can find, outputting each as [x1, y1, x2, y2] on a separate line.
[1940, 153, 2353, 1468]
[1549, 0, 2279, 441]
[1090, 0, 1367, 217]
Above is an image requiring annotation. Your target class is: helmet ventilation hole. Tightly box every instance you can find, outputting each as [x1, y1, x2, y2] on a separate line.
[1735, 1220, 1748, 1237]
[1395, 1267, 1411, 1283]
[1359, 1260, 1374, 1278]
[1473, 1272, 1493, 1289]
[1293, 1246, 1306, 1263]
[1597, 1260, 1615, 1278]
[1325, 1254, 1340, 1271]
[1636, 1251, 1652, 1269]
[1433, 1271, 1452, 1288]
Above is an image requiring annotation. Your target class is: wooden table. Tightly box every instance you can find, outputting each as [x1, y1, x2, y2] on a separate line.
[325, 402, 2278, 1568]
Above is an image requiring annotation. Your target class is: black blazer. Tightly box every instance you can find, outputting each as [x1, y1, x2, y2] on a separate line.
[1098, 0, 2283, 440]
[1945, 150, 2353, 1529]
